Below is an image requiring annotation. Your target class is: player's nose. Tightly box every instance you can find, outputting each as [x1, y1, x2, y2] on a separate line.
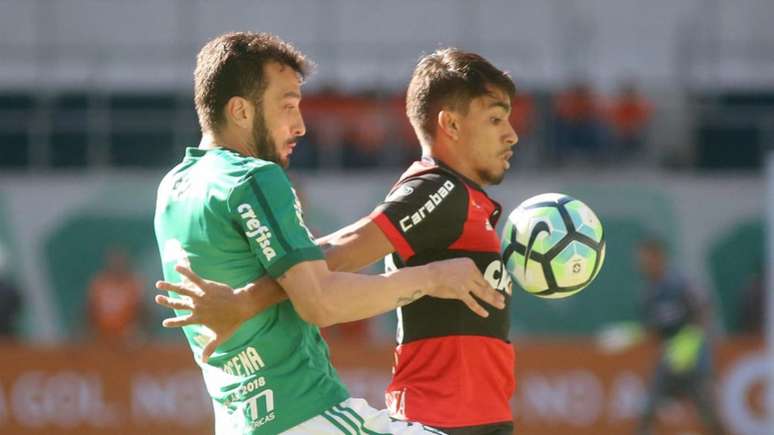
[505, 123, 518, 147]
[505, 131, 518, 147]
[292, 114, 306, 138]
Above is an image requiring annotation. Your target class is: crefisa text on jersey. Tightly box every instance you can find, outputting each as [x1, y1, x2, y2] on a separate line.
[238, 203, 277, 261]
[399, 180, 455, 232]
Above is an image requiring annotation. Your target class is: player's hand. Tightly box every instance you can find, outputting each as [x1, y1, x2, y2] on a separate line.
[154, 264, 254, 363]
[425, 258, 505, 317]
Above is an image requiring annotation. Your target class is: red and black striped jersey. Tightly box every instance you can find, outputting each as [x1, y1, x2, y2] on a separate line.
[369, 157, 515, 428]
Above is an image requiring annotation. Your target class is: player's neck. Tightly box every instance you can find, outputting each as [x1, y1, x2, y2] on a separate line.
[425, 142, 487, 187]
[199, 131, 252, 157]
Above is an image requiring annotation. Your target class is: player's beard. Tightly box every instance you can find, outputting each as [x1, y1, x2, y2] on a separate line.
[251, 110, 286, 168]
[478, 149, 512, 185]
[478, 167, 506, 186]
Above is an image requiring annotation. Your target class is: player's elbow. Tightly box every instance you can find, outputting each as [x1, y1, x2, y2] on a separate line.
[291, 297, 337, 328]
[281, 262, 342, 327]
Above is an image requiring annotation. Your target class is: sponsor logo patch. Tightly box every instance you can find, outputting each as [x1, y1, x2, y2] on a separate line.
[398, 180, 455, 232]
[237, 203, 277, 261]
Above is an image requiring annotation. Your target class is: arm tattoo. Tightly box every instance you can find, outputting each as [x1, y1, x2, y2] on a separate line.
[397, 290, 423, 307]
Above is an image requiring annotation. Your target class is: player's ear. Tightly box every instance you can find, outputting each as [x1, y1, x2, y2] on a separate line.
[225, 96, 253, 129]
[437, 110, 460, 141]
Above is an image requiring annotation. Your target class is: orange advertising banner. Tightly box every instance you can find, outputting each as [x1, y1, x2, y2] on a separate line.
[0, 338, 766, 435]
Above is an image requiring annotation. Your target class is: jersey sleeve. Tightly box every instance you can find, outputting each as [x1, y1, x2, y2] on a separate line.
[228, 164, 324, 278]
[369, 172, 467, 261]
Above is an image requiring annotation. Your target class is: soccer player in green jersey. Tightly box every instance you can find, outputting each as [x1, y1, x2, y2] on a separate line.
[153, 32, 504, 435]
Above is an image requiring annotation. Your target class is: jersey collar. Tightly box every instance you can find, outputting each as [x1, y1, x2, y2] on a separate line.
[420, 157, 503, 224]
[420, 156, 486, 193]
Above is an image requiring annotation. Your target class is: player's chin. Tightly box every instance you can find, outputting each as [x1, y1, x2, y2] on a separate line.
[490, 172, 506, 185]
[278, 155, 291, 169]
[481, 167, 507, 185]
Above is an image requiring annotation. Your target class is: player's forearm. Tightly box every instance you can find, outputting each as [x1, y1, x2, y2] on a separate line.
[288, 264, 434, 327]
[234, 251, 374, 321]
[236, 276, 289, 320]
[317, 217, 392, 273]
[320, 241, 377, 273]
[315, 217, 369, 247]
[235, 226, 386, 320]
[236, 262, 426, 325]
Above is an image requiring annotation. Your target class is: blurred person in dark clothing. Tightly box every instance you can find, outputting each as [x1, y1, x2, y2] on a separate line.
[635, 238, 726, 435]
[607, 82, 652, 161]
[0, 246, 22, 338]
[739, 267, 764, 335]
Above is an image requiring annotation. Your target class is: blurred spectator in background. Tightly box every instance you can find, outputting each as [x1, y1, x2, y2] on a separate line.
[635, 238, 726, 435]
[342, 91, 392, 169]
[0, 244, 22, 339]
[321, 320, 372, 342]
[390, 92, 422, 167]
[509, 93, 536, 138]
[86, 246, 144, 343]
[552, 82, 604, 164]
[738, 266, 764, 335]
[606, 82, 652, 162]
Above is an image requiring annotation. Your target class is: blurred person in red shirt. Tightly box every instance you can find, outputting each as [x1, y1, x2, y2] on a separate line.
[86, 247, 144, 342]
[509, 93, 534, 137]
[342, 92, 391, 169]
[607, 82, 652, 161]
[552, 82, 605, 164]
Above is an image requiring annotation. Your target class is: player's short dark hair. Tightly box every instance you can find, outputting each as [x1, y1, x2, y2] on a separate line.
[194, 32, 312, 133]
[406, 48, 516, 144]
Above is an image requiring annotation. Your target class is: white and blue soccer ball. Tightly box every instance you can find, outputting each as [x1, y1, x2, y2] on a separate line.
[501, 193, 605, 299]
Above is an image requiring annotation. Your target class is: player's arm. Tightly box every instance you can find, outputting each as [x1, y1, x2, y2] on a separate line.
[278, 257, 495, 327]
[186, 171, 464, 321]
[316, 217, 394, 272]
[155, 171, 446, 327]
[156, 171, 464, 326]
[160, 252, 498, 362]
[155, 166, 502, 361]
[264, 169, 488, 326]
[155, 219, 393, 336]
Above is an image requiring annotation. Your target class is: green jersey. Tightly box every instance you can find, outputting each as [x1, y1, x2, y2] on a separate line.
[154, 147, 349, 434]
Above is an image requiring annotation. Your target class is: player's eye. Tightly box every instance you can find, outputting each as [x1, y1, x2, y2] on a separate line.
[490, 117, 502, 125]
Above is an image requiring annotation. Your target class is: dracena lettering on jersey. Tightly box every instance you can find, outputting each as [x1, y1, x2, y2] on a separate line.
[223, 346, 266, 377]
[237, 203, 277, 261]
[399, 180, 455, 232]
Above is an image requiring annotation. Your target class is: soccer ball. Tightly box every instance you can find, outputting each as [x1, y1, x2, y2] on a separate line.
[501, 193, 605, 299]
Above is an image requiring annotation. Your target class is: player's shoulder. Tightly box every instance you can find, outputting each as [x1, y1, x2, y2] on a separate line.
[156, 160, 190, 202]
[224, 157, 294, 212]
[215, 150, 278, 179]
[212, 152, 288, 193]
[387, 165, 467, 204]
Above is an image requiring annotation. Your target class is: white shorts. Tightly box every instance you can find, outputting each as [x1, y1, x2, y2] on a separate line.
[282, 398, 447, 434]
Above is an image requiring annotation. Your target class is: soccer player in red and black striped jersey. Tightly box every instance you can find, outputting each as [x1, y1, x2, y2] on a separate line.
[155, 48, 519, 435]
[365, 49, 518, 434]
